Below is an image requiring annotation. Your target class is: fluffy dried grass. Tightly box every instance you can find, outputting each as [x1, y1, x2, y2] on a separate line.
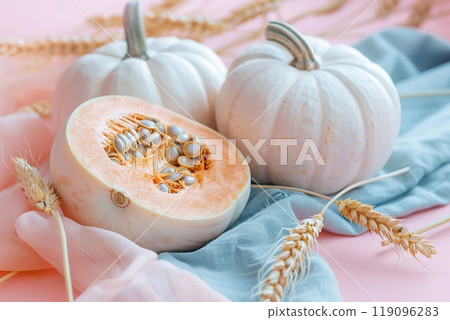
[13, 158, 73, 302]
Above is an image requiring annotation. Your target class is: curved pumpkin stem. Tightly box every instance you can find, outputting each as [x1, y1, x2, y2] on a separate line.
[266, 21, 320, 70]
[123, 1, 149, 60]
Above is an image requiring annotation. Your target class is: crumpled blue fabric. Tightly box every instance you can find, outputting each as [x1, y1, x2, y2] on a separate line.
[160, 28, 450, 301]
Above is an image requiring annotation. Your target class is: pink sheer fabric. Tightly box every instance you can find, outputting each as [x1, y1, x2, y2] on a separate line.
[16, 211, 228, 301]
[0, 57, 68, 271]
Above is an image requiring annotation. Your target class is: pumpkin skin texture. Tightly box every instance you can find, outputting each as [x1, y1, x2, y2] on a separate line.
[216, 22, 401, 194]
[52, 2, 225, 131]
[50, 96, 250, 253]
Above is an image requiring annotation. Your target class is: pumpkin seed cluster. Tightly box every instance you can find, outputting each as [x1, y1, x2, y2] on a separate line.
[103, 113, 211, 193]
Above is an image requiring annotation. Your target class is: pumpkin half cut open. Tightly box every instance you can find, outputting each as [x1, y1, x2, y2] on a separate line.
[50, 96, 250, 252]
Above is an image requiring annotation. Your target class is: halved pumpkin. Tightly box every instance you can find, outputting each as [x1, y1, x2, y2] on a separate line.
[50, 96, 250, 252]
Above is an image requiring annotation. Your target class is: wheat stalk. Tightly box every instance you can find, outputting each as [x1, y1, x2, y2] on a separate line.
[13, 158, 73, 302]
[257, 167, 419, 302]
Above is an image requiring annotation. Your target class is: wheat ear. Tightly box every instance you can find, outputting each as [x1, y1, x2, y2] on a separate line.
[259, 214, 323, 302]
[338, 199, 436, 258]
[376, 0, 399, 19]
[13, 158, 73, 302]
[406, 0, 436, 27]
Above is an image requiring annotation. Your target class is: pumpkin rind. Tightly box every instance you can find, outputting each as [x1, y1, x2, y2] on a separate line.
[216, 22, 400, 194]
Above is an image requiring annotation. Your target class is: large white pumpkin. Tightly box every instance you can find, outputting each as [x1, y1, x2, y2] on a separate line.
[52, 2, 226, 130]
[216, 21, 401, 194]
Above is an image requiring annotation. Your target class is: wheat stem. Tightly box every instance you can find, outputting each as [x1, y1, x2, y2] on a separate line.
[399, 89, 450, 99]
[49, 208, 73, 302]
[250, 184, 332, 201]
[321, 167, 410, 214]
[414, 215, 450, 234]
[12, 158, 73, 302]
[0, 271, 19, 284]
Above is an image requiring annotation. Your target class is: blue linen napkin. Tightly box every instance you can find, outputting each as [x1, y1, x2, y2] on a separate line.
[161, 28, 450, 301]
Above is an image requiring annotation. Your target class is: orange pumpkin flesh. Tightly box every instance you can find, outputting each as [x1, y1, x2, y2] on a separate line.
[50, 96, 250, 252]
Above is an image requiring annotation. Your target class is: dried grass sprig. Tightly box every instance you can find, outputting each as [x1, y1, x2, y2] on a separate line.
[258, 214, 323, 302]
[17, 100, 52, 117]
[13, 158, 73, 302]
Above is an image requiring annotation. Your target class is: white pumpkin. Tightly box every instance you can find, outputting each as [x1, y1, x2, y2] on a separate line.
[216, 21, 401, 194]
[52, 2, 226, 130]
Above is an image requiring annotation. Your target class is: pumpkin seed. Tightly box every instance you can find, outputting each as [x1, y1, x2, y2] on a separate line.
[110, 156, 121, 164]
[159, 183, 169, 193]
[137, 143, 147, 154]
[181, 175, 196, 186]
[125, 132, 137, 149]
[177, 167, 191, 174]
[139, 119, 156, 130]
[165, 173, 182, 181]
[160, 166, 176, 174]
[177, 156, 194, 168]
[155, 122, 166, 134]
[132, 149, 144, 159]
[171, 141, 183, 153]
[138, 127, 151, 145]
[150, 132, 161, 146]
[183, 141, 202, 158]
[166, 145, 180, 164]
[113, 136, 126, 154]
[176, 133, 191, 144]
[167, 125, 183, 137]
[146, 117, 160, 123]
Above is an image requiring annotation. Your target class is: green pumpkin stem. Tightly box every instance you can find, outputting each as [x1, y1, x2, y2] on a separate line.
[266, 21, 320, 70]
[123, 1, 149, 60]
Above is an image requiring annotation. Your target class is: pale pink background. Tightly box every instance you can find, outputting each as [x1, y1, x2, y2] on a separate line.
[0, 0, 449, 302]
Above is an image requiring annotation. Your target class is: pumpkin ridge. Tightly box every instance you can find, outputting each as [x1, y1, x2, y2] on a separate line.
[323, 68, 368, 166]
[323, 67, 385, 184]
[171, 51, 224, 123]
[219, 60, 272, 135]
